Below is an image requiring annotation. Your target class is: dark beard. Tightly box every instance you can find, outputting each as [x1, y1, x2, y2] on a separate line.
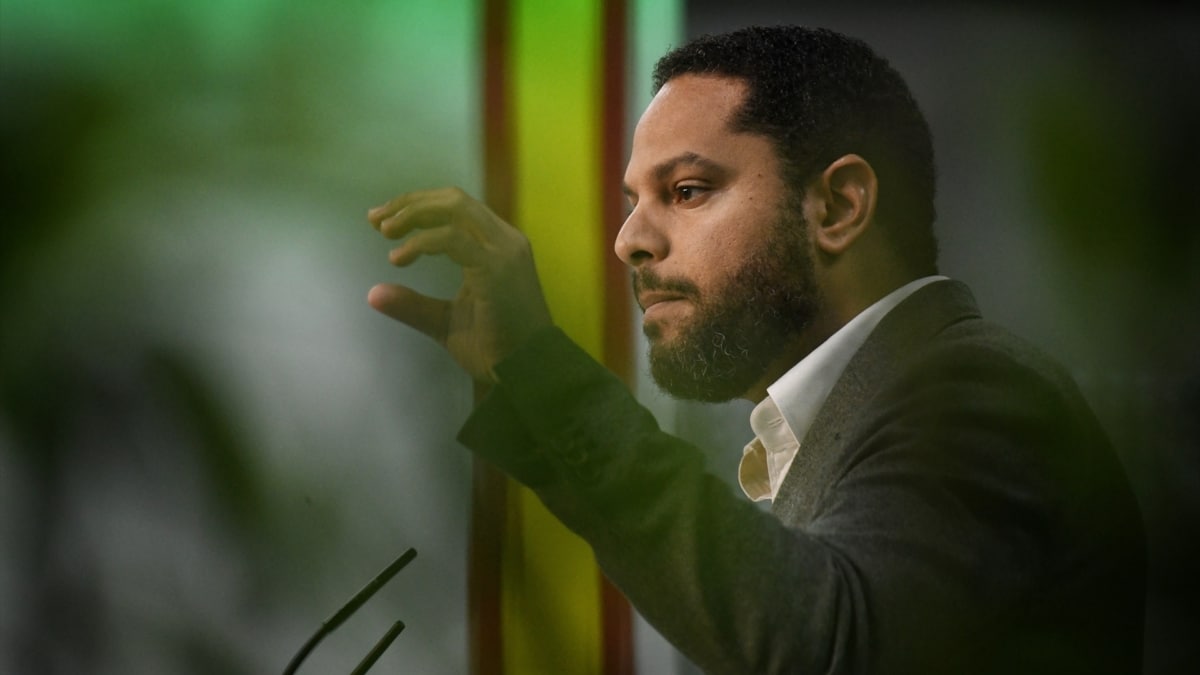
[637, 209, 820, 403]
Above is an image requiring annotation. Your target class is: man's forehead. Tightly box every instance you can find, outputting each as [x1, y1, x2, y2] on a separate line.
[639, 73, 747, 127]
[625, 75, 756, 180]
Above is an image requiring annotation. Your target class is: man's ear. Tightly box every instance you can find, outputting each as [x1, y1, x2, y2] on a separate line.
[806, 154, 878, 256]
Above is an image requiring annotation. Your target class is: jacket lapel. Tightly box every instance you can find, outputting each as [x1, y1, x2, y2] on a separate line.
[770, 280, 982, 525]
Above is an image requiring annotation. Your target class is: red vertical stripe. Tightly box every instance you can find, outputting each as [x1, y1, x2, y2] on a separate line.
[599, 1, 636, 674]
[472, 1, 511, 674]
[483, 0, 514, 223]
[601, 0, 634, 389]
[467, 459, 505, 675]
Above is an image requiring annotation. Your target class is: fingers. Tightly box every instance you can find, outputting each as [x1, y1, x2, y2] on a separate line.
[369, 186, 517, 270]
[366, 283, 450, 342]
[387, 225, 486, 268]
[368, 187, 499, 242]
[367, 192, 422, 230]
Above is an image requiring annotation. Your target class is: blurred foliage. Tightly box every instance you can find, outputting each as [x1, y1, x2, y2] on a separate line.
[1023, 25, 1199, 292]
[3, 1, 480, 673]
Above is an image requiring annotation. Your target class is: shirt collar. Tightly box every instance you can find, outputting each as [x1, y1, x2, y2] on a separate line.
[739, 396, 799, 501]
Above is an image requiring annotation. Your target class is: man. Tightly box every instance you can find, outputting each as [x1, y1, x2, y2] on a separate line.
[366, 26, 1144, 674]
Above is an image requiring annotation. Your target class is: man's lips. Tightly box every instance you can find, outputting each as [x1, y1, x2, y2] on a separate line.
[632, 270, 699, 323]
[638, 291, 688, 312]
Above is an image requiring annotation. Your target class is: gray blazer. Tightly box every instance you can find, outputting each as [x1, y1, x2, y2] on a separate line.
[460, 279, 1144, 674]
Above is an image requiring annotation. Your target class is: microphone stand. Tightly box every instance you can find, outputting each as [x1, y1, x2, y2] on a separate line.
[282, 547, 417, 675]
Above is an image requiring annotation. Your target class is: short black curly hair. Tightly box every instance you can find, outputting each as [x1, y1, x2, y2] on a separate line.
[653, 26, 939, 274]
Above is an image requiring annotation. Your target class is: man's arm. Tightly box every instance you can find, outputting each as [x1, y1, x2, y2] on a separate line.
[457, 326, 850, 673]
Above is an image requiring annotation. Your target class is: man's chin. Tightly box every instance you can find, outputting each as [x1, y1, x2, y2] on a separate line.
[643, 328, 692, 364]
[646, 346, 745, 404]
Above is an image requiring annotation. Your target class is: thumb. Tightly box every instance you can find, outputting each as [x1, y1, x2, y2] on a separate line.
[367, 283, 449, 343]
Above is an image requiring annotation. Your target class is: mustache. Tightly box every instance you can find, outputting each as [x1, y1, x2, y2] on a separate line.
[632, 269, 701, 309]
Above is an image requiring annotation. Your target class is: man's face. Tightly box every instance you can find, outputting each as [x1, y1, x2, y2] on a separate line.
[617, 74, 822, 402]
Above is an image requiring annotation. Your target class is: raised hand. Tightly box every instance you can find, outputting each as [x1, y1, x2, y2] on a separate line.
[367, 187, 553, 383]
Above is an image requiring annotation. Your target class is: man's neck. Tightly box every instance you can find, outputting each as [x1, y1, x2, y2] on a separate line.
[740, 310, 842, 403]
[739, 272, 929, 403]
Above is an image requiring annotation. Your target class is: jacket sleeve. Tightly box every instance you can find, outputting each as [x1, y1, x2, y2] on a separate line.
[459, 327, 832, 673]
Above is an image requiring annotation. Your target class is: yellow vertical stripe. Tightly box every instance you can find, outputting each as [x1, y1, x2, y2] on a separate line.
[514, 0, 605, 358]
[507, 1, 604, 674]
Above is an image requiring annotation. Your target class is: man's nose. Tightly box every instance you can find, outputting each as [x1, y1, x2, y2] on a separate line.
[614, 207, 668, 267]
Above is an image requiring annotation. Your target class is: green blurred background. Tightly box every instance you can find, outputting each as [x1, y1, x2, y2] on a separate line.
[2, 1, 1197, 674]
[2, 1, 481, 673]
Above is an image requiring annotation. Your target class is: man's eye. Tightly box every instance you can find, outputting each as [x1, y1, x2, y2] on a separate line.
[676, 185, 705, 202]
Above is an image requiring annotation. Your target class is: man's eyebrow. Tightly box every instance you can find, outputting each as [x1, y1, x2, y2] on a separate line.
[652, 152, 723, 181]
[623, 152, 725, 198]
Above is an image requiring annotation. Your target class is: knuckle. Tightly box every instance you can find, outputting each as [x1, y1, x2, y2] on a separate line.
[509, 230, 533, 254]
[446, 186, 469, 206]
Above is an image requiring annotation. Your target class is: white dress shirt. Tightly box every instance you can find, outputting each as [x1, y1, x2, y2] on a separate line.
[738, 276, 948, 502]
